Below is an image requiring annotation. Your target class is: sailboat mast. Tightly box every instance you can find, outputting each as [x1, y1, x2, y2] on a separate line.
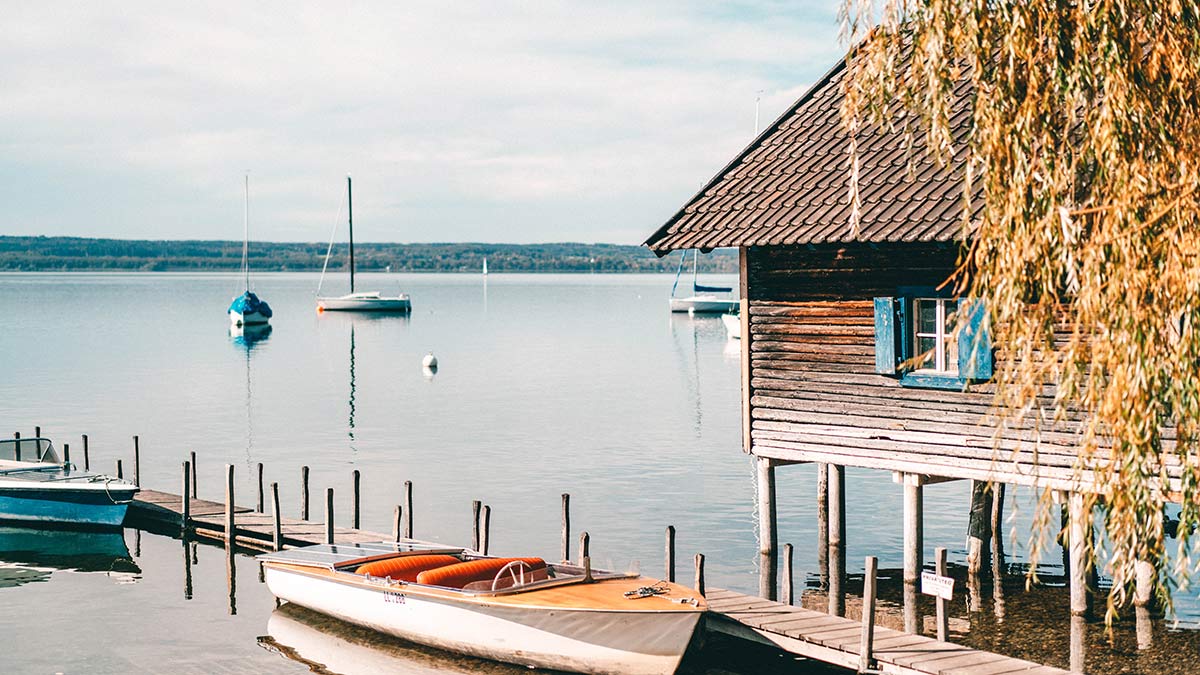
[243, 173, 250, 291]
[347, 175, 355, 294]
[692, 249, 698, 293]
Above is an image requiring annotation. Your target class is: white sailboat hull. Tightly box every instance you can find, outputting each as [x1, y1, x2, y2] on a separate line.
[669, 296, 739, 314]
[317, 293, 411, 312]
[264, 567, 700, 675]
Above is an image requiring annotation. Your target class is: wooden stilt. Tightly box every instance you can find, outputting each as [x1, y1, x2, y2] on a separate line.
[782, 543, 794, 606]
[392, 505, 402, 542]
[271, 482, 282, 552]
[190, 450, 197, 498]
[325, 488, 335, 544]
[935, 547, 949, 641]
[828, 463, 846, 617]
[991, 483, 1006, 621]
[903, 474, 923, 634]
[133, 435, 140, 487]
[817, 462, 828, 590]
[256, 462, 265, 513]
[224, 464, 235, 545]
[694, 553, 706, 596]
[62, 443, 70, 466]
[82, 434, 89, 470]
[300, 466, 310, 520]
[665, 525, 676, 583]
[561, 493, 571, 563]
[579, 531, 590, 563]
[352, 469, 361, 530]
[403, 480, 413, 539]
[757, 456, 778, 601]
[181, 461, 191, 535]
[472, 500, 482, 552]
[860, 556, 878, 674]
[481, 505, 491, 555]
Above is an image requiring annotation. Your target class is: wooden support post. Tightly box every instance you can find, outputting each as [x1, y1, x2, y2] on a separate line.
[1068, 492, 1092, 618]
[481, 505, 491, 555]
[116, 459, 123, 480]
[392, 505, 402, 542]
[181, 460, 191, 534]
[35, 425, 40, 439]
[817, 462, 828, 590]
[190, 450, 197, 498]
[225, 464, 235, 546]
[579, 531, 590, 563]
[665, 525, 676, 583]
[782, 543, 794, 606]
[828, 463, 846, 617]
[82, 434, 90, 470]
[903, 474, 924, 634]
[351, 469, 361, 530]
[300, 466, 310, 520]
[63, 443, 70, 466]
[325, 488, 335, 544]
[859, 555, 878, 674]
[1135, 559, 1155, 649]
[966, 480, 991, 612]
[256, 462, 265, 513]
[561, 493, 571, 563]
[13, 432, 20, 462]
[694, 553, 706, 596]
[132, 435, 140, 487]
[403, 480, 413, 539]
[271, 482, 282, 552]
[935, 547, 949, 641]
[757, 456, 778, 601]
[472, 499, 482, 551]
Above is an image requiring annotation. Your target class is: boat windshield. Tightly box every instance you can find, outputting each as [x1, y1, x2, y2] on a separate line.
[0, 438, 59, 464]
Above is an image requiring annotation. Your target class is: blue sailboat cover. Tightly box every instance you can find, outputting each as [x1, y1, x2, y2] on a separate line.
[228, 291, 273, 317]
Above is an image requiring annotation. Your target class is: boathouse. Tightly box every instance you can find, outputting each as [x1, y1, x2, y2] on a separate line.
[642, 56, 1122, 633]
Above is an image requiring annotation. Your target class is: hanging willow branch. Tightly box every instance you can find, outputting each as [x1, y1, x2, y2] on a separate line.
[839, 0, 1200, 623]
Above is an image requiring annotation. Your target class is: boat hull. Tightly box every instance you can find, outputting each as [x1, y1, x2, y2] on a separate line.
[670, 297, 739, 314]
[264, 566, 700, 675]
[721, 313, 741, 339]
[317, 295, 412, 312]
[0, 484, 135, 527]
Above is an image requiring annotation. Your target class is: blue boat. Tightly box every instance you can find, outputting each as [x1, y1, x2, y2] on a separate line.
[0, 437, 137, 528]
[229, 173, 273, 327]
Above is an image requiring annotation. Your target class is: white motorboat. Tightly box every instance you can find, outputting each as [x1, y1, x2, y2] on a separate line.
[229, 174, 273, 326]
[259, 541, 704, 675]
[721, 312, 741, 338]
[316, 176, 412, 313]
[669, 249, 737, 313]
[0, 437, 137, 527]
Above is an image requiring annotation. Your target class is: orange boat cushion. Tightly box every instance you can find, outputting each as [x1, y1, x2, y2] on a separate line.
[355, 554, 460, 581]
[416, 557, 546, 588]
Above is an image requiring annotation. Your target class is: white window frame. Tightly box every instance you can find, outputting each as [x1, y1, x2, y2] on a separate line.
[912, 298, 958, 374]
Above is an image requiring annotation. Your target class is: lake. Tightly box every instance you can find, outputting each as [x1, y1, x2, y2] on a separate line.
[0, 272, 1196, 674]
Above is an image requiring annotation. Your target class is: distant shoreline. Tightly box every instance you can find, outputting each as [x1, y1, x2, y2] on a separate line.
[0, 236, 735, 273]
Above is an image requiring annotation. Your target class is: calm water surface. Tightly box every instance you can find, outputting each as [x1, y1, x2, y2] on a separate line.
[0, 272, 1196, 673]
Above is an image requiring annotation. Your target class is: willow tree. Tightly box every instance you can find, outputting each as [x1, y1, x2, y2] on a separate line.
[838, 1, 1200, 621]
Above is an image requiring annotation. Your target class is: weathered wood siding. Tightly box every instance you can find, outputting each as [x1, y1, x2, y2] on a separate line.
[744, 244, 1109, 490]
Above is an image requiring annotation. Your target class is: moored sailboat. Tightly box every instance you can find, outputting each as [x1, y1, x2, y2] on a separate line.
[669, 250, 738, 313]
[317, 176, 412, 312]
[229, 174, 273, 326]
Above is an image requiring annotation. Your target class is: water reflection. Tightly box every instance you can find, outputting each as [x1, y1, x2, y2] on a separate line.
[348, 326, 356, 445]
[0, 526, 139, 589]
[231, 323, 272, 467]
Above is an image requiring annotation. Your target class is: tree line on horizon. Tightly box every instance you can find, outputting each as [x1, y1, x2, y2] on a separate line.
[0, 236, 737, 273]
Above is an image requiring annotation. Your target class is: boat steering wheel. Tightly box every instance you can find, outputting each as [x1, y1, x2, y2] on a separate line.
[491, 560, 534, 591]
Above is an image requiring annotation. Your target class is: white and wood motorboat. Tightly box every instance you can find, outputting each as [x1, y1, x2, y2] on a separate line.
[0, 437, 137, 527]
[669, 249, 737, 314]
[259, 541, 705, 675]
[316, 176, 412, 313]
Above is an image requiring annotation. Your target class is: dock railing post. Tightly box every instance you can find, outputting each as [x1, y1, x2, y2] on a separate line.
[403, 480, 413, 539]
[665, 525, 676, 583]
[190, 450, 197, 498]
[82, 434, 90, 470]
[782, 543, 794, 606]
[694, 553, 706, 597]
[472, 500, 482, 551]
[132, 435, 140, 487]
[561, 493, 571, 563]
[935, 547, 949, 641]
[256, 463, 264, 513]
[116, 459, 124, 480]
[271, 482, 282, 552]
[860, 556, 878, 673]
[352, 469, 361, 530]
[225, 464, 235, 546]
[325, 487, 335, 544]
[481, 505, 491, 555]
[181, 460, 191, 535]
[300, 466, 310, 520]
[579, 531, 590, 563]
[392, 506, 402, 542]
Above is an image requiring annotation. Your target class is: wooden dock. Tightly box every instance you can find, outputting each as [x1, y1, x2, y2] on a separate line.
[706, 588, 1071, 675]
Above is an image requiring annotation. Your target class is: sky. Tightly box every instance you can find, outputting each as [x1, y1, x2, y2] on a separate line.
[0, 2, 845, 244]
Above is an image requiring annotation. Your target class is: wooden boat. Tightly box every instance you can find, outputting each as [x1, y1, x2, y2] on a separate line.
[259, 542, 705, 675]
[316, 176, 412, 313]
[0, 438, 137, 527]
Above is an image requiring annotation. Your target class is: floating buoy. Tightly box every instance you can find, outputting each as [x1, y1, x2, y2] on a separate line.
[422, 352, 438, 369]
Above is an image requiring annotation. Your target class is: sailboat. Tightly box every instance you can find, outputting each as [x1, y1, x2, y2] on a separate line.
[317, 176, 412, 312]
[228, 174, 273, 326]
[668, 249, 738, 313]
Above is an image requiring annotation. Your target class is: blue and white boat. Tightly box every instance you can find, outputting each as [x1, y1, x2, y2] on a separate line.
[229, 173, 273, 326]
[0, 437, 137, 528]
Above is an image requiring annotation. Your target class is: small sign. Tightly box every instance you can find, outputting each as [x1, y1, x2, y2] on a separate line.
[921, 571, 954, 600]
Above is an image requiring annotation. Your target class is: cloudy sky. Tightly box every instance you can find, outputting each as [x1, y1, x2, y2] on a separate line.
[1, 2, 844, 244]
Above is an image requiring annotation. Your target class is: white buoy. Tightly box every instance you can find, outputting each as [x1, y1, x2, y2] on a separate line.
[422, 352, 438, 369]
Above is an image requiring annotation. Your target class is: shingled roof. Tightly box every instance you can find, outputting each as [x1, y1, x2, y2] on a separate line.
[644, 56, 977, 253]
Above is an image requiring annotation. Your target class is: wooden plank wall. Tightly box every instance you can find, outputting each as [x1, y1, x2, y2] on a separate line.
[744, 243, 1160, 490]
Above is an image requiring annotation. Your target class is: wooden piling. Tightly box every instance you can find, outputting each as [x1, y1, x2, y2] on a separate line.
[404, 480, 413, 539]
[481, 505, 491, 555]
[579, 531, 590, 563]
[13, 432, 20, 462]
[181, 460, 191, 534]
[271, 482, 282, 552]
[63, 443, 70, 466]
[991, 483, 1006, 621]
[782, 543, 794, 606]
[256, 463, 265, 513]
[133, 435, 140, 487]
[757, 456, 778, 601]
[935, 547, 949, 641]
[903, 474, 924, 634]
[665, 525, 676, 583]
[300, 466, 310, 520]
[325, 488, 335, 544]
[817, 462, 828, 589]
[116, 458, 123, 480]
[190, 450, 197, 498]
[561, 493, 571, 563]
[694, 553, 706, 596]
[82, 434, 89, 470]
[860, 555, 878, 674]
[225, 464, 235, 545]
[392, 506, 402, 543]
[352, 469, 361, 530]
[966, 480, 992, 606]
[828, 463, 846, 617]
[35, 425, 40, 439]
[472, 500, 482, 552]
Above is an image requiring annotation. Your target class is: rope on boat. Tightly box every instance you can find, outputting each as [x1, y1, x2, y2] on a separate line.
[624, 580, 670, 599]
[102, 476, 135, 505]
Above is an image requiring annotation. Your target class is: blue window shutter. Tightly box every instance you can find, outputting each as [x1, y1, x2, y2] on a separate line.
[957, 298, 993, 380]
[874, 297, 900, 374]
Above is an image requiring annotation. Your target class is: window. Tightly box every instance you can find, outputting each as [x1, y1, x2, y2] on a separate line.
[873, 294, 992, 389]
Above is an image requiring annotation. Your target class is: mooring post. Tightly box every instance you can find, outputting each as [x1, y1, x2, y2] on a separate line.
[756, 456, 778, 601]
[35, 425, 40, 439]
[561, 493, 571, 563]
[935, 547, 949, 641]
[325, 488, 335, 544]
[181, 460, 191, 534]
[62, 443, 70, 467]
[481, 505, 491, 555]
[828, 463, 846, 617]
[190, 450, 197, 498]
[403, 480, 414, 539]
[472, 499, 482, 551]
[1068, 492, 1092, 619]
[860, 555, 878, 674]
[665, 525, 676, 583]
[351, 469, 361, 530]
[132, 435, 140, 487]
[116, 458, 123, 480]
[271, 482, 282, 552]
[903, 473, 924, 634]
[694, 553, 706, 596]
[256, 462, 265, 513]
[392, 505, 402, 542]
[300, 466, 310, 520]
[817, 462, 829, 589]
[579, 531, 590, 563]
[225, 464, 235, 546]
[13, 432, 20, 462]
[782, 543, 794, 606]
[82, 434, 90, 470]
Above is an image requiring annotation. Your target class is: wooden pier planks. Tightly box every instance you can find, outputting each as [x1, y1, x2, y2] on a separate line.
[706, 588, 1070, 675]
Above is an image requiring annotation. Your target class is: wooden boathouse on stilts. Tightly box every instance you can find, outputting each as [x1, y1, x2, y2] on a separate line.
[644, 52, 1174, 671]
